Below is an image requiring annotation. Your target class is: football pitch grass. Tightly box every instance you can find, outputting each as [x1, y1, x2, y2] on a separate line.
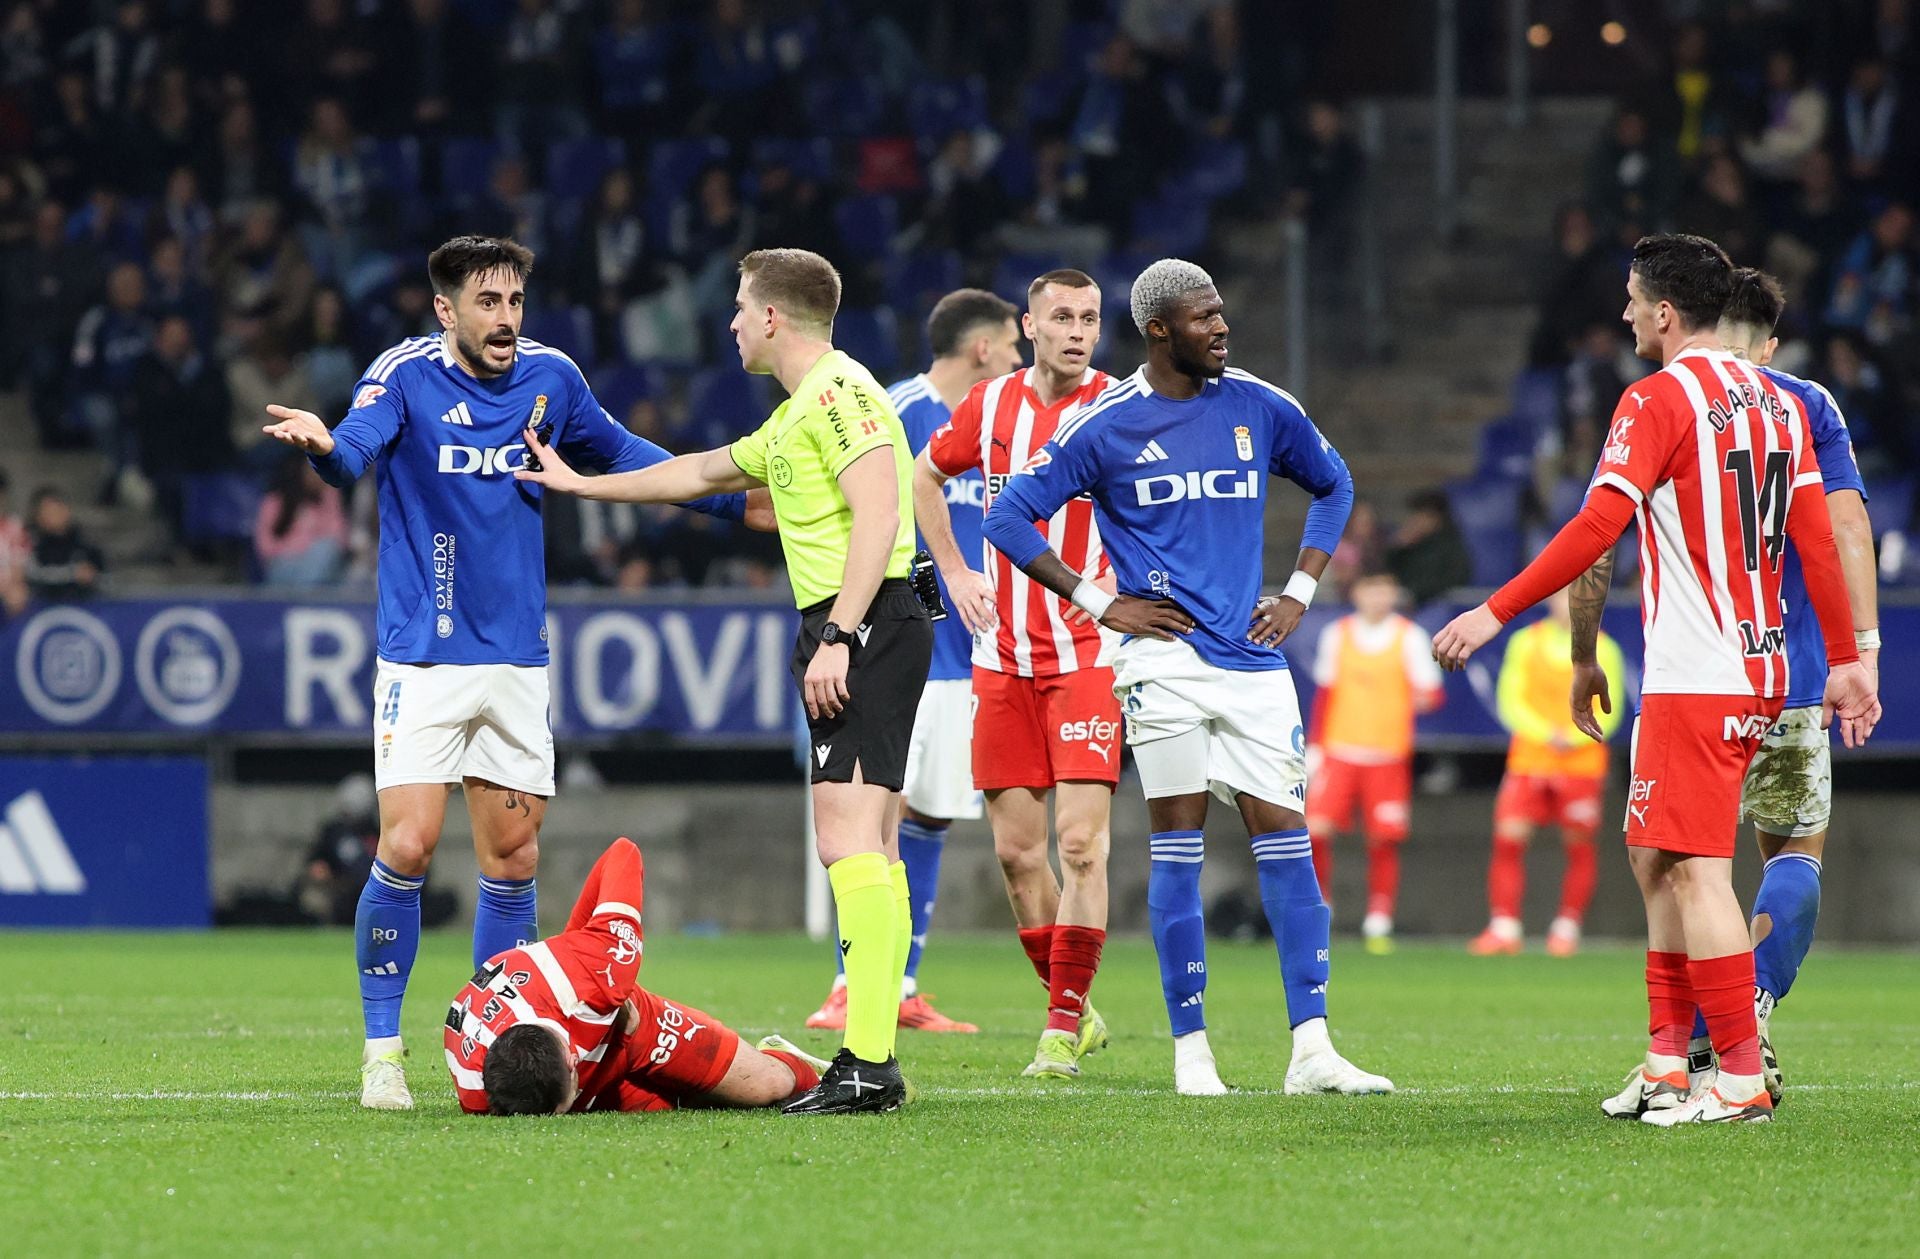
[1, 930, 1915, 1257]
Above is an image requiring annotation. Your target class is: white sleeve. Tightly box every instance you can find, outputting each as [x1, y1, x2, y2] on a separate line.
[1402, 619, 1444, 688]
[1311, 620, 1341, 686]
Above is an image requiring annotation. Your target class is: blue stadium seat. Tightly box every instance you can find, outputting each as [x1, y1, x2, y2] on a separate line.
[1546, 474, 1588, 528]
[834, 306, 900, 378]
[884, 249, 963, 322]
[180, 472, 263, 547]
[803, 75, 888, 138]
[834, 195, 899, 261]
[593, 362, 659, 422]
[683, 368, 773, 450]
[1476, 416, 1540, 481]
[368, 138, 422, 200]
[1446, 477, 1525, 587]
[910, 78, 989, 138]
[439, 136, 501, 206]
[1864, 476, 1913, 538]
[1185, 139, 1248, 200]
[546, 137, 627, 204]
[1509, 367, 1563, 431]
[520, 306, 594, 371]
[751, 137, 836, 182]
[991, 253, 1064, 305]
[1129, 191, 1210, 257]
[648, 137, 730, 203]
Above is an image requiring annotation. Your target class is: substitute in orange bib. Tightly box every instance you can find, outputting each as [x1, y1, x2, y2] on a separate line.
[1468, 586, 1627, 958]
[1305, 570, 1443, 953]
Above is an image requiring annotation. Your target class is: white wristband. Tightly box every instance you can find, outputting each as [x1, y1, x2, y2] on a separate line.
[1855, 628, 1881, 651]
[1283, 570, 1319, 609]
[1070, 579, 1116, 621]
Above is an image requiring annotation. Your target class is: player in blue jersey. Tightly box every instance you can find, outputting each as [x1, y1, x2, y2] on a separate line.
[1663, 269, 1875, 1104]
[803, 287, 1023, 1035]
[262, 236, 764, 1110]
[982, 258, 1393, 1097]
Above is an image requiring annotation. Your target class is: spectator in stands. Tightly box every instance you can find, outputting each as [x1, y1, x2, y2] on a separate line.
[1282, 99, 1363, 234]
[11, 199, 97, 448]
[1652, 22, 1732, 167]
[0, 2, 49, 92]
[674, 164, 754, 325]
[228, 334, 317, 469]
[1838, 56, 1914, 201]
[1529, 204, 1624, 367]
[692, 0, 789, 145]
[303, 287, 358, 419]
[497, 0, 588, 155]
[68, 182, 143, 261]
[1585, 104, 1679, 233]
[613, 542, 656, 593]
[206, 97, 285, 222]
[70, 1, 159, 118]
[131, 314, 235, 536]
[470, 152, 549, 261]
[130, 65, 197, 197]
[31, 70, 102, 203]
[1387, 489, 1472, 606]
[378, 0, 478, 137]
[69, 259, 151, 476]
[156, 166, 216, 274]
[748, 152, 838, 261]
[279, 0, 378, 129]
[1675, 154, 1766, 265]
[184, 0, 261, 111]
[292, 97, 379, 290]
[1328, 498, 1384, 600]
[922, 127, 1008, 259]
[362, 277, 437, 359]
[213, 200, 315, 349]
[1825, 200, 1916, 344]
[1766, 149, 1860, 321]
[593, 0, 677, 136]
[1739, 49, 1828, 184]
[1823, 332, 1909, 474]
[147, 235, 214, 345]
[0, 467, 30, 617]
[24, 486, 104, 601]
[254, 453, 347, 586]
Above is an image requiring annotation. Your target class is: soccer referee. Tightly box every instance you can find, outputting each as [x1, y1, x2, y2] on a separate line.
[516, 248, 929, 1115]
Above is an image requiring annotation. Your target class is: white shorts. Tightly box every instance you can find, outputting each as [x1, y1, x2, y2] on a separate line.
[373, 659, 555, 796]
[1110, 637, 1307, 809]
[901, 677, 983, 820]
[1739, 705, 1831, 838]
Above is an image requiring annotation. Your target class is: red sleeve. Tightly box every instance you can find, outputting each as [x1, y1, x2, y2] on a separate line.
[566, 837, 645, 933]
[1589, 380, 1685, 509]
[1486, 486, 1637, 623]
[1784, 475, 1860, 668]
[925, 381, 987, 478]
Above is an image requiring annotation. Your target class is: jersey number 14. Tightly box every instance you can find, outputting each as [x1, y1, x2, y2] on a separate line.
[1723, 447, 1791, 574]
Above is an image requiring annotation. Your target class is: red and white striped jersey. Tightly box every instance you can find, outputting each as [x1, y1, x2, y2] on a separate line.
[1589, 348, 1822, 699]
[445, 839, 646, 1114]
[926, 366, 1111, 677]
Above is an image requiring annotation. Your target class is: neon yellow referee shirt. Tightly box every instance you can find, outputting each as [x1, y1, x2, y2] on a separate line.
[729, 349, 917, 609]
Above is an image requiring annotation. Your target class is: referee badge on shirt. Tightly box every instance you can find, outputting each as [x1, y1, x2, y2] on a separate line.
[1234, 425, 1253, 461]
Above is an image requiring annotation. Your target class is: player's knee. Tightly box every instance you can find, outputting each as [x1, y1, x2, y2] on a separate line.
[486, 836, 538, 881]
[377, 823, 439, 876]
[994, 833, 1049, 881]
[1056, 822, 1109, 879]
[1495, 820, 1532, 845]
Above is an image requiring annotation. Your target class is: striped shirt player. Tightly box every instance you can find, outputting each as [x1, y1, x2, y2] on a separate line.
[446, 838, 822, 1114]
[925, 365, 1120, 791]
[980, 256, 1387, 1097]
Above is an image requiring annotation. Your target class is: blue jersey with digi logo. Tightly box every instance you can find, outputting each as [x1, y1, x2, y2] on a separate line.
[312, 334, 742, 667]
[1760, 365, 1868, 709]
[984, 366, 1354, 673]
[889, 373, 982, 682]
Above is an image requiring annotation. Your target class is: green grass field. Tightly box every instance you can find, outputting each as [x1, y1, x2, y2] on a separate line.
[1, 930, 1915, 1257]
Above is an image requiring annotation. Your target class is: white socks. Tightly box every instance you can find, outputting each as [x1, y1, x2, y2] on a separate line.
[1174, 1030, 1228, 1096]
[365, 1035, 403, 1060]
[1290, 1016, 1333, 1063]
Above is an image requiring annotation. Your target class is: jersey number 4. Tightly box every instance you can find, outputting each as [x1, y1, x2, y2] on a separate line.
[1723, 447, 1791, 573]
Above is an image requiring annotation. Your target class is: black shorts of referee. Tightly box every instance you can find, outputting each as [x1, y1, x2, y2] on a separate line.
[791, 578, 933, 790]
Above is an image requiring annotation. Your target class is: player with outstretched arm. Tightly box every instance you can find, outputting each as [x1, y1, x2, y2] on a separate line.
[261, 236, 767, 1110]
[1433, 235, 1880, 1126]
[981, 258, 1393, 1098]
[516, 248, 931, 1115]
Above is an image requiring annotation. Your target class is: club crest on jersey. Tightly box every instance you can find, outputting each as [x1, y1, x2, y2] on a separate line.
[607, 919, 641, 965]
[1603, 415, 1635, 466]
[527, 393, 549, 432]
[352, 383, 386, 410]
[1234, 425, 1253, 461]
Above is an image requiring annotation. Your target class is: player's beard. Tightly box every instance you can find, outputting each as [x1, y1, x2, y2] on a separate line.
[457, 325, 517, 377]
[1174, 336, 1228, 379]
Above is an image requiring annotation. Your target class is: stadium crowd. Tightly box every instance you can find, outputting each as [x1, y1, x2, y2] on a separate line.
[0, 0, 1351, 597]
[1522, 6, 1920, 576]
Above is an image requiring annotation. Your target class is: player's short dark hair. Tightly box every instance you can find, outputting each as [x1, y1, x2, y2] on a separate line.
[1720, 266, 1786, 334]
[1630, 233, 1733, 332]
[1027, 268, 1098, 305]
[427, 235, 535, 299]
[739, 247, 842, 333]
[926, 288, 1017, 358]
[482, 1024, 572, 1116]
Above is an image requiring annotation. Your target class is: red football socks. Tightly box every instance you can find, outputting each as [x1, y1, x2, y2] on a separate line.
[1645, 950, 1696, 1058]
[1310, 837, 1334, 903]
[1558, 839, 1597, 923]
[1045, 925, 1105, 1035]
[763, 1049, 820, 1096]
[1690, 951, 1762, 1076]
[1017, 925, 1054, 986]
[1488, 836, 1526, 920]
[1365, 840, 1401, 919]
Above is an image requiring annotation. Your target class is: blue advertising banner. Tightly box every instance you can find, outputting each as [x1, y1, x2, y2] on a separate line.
[0, 595, 1910, 747]
[0, 597, 800, 741]
[0, 757, 209, 927]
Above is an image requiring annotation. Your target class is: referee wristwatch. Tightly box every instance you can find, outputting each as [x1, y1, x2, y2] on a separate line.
[820, 621, 851, 648]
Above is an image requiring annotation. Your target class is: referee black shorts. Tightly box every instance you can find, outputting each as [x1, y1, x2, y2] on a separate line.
[791, 579, 932, 791]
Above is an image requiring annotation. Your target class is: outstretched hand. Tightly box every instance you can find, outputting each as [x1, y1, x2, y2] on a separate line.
[261, 405, 334, 456]
[1431, 603, 1502, 671]
[514, 425, 584, 494]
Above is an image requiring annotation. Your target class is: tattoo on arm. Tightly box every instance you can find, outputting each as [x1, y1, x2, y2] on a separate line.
[1569, 550, 1614, 664]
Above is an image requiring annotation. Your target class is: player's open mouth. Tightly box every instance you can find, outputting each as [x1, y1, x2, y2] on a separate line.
[1209, 341, 1228, 359]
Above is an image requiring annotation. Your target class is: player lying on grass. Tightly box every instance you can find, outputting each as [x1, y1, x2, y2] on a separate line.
[446, 838, 829, 1115]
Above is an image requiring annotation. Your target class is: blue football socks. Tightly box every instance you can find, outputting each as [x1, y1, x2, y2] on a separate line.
[896, 817, 948, 985]
[1753, 852, 1822, 1003]
[1148, 830, 1208, 1036]
[473, 874, 538, 971]
[1251, 829, 1331, 1028]
[356, 860, 424, 1040]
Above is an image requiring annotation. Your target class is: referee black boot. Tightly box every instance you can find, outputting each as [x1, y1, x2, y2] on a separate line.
[780, 1048, 908, 1115]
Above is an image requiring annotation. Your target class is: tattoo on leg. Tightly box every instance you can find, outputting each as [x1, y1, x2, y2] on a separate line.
[503, 790, 530, 817]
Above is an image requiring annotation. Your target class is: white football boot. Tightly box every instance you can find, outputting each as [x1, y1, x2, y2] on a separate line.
[1173, 1030, 1229, 1096]
[1641, 1077, 1773, 1126]
[1599, 1054, 1690, 1119]
[359, 1047, 413, 1111]
[1283, 1018, 1393, 1095]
